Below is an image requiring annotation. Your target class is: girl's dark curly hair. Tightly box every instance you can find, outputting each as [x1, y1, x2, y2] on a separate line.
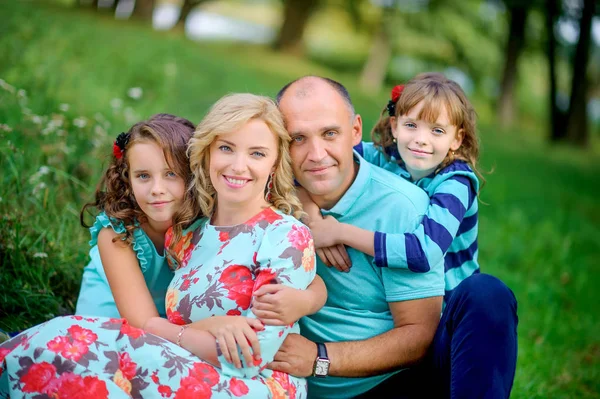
[80, 113, 201, 263]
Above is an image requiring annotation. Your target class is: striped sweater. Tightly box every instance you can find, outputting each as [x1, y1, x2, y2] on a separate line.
[355, 142, 480, 299]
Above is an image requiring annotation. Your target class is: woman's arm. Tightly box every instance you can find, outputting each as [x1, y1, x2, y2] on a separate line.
[251, 275, 327, 326]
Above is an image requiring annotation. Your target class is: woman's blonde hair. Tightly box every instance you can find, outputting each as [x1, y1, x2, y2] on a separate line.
[372, 72, 485, 187]
[188, 93, 304, 220]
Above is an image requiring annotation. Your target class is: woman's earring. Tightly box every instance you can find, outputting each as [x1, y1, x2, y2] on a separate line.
[265, 171, 275, 202]
[393, 138, 397, 143]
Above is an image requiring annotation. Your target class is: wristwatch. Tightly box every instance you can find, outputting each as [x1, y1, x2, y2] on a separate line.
[312, 342, 330, 378]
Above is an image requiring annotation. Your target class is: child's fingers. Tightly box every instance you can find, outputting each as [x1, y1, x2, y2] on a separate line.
[234, 329, 254, 366]
[253, 284, 284, 297]
[252, 309, 281, 321]
[242, 325, 261, 359]
[336, 244, 352, 267]
[316, 248, 332, 267]
[257, 318, 287, 327]
[245, 317, 265, 331]
[216, 334, 232, 365]
[224, 332, 242, 368]
[322, 247, 349, 272]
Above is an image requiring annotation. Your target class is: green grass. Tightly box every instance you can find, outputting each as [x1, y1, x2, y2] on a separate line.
[0, 2, 598, 398]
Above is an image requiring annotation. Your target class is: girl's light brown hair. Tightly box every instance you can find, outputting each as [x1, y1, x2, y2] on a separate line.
[372, 72, 485, 186]
[80, 114, 201, 259]
[188, 93, 304, 221]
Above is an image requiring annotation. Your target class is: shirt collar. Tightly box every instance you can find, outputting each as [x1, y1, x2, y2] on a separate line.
[322, 151, 370, 216]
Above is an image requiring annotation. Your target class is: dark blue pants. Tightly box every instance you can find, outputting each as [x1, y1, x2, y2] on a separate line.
[356, 273, 518, 399]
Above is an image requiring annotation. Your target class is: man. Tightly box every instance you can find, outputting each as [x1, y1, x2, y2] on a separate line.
[269, 76, 518, 399]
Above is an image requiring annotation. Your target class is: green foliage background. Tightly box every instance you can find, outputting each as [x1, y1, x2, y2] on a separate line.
[0, 2, 598, 398]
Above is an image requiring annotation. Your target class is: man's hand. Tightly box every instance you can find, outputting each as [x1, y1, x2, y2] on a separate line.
[267, 333, 317, 377]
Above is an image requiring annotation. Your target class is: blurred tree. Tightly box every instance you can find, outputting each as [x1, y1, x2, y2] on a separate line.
[177, 0, 194, 26]
[359, 3, 394, 93]
[274, 0, 320, 54]
[546, 0, 564, 142]
[497, 1, 530, 127]
[563, 0, 596, 146]
[132, 0, 154, 19]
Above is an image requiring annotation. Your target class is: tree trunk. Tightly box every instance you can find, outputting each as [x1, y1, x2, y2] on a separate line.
[564, 0, 595, 146]
[359, 23, 392, 93]
[546, 0, 564, 142]
[132, 0, 154, 20]
[273, 0, 319, 54]
[177, 0, 194, 26]
[497, 6, 527, 128]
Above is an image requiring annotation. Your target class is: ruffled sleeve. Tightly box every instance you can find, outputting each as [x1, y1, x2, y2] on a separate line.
[88, 212, 153, 273]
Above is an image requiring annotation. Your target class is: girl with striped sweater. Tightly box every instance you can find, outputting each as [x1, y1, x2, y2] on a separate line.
[305, 72, 484, 303]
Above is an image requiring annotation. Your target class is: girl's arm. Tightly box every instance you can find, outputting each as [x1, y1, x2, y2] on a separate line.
[251, 275, 327, 326]
[311, 175, 477, 272]
[97, 228, 160, 328]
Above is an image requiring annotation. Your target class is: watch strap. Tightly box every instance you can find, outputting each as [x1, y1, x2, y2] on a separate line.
[316, 342, 328, 359]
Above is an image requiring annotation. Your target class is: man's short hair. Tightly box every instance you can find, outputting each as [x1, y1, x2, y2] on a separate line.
[276, 76, 355, 115]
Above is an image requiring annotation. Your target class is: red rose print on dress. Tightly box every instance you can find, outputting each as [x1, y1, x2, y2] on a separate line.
[61, 339, 89, 361]
[120, 320, 145, 339]
[68, 325, 98, 345]
[229, 377, 249, 396]
[118, 352, 138, 380]
[189, 362, 219, 387]
[54, 373, 109, 399]
[287, 224, 312, 252]
[174, 376, 212, 399]
[20, 362, 57, 394]
[47, 335, 70, 353]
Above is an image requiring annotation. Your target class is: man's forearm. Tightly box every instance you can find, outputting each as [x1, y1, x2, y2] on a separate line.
[325, 323, 434, 377]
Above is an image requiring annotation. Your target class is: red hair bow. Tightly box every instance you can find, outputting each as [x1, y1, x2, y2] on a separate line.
[391, 85, 404, 102]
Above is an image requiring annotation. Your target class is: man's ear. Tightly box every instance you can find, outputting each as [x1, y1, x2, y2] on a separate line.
[451, 128, 464, 151]
[351, 114, 363, 146]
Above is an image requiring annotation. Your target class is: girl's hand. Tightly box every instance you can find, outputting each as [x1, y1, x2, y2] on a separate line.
[309, 215, 342, 248]
[317, 244, 352, 272]
[252, 285, 309, 326]
[194, 316, 264, 368]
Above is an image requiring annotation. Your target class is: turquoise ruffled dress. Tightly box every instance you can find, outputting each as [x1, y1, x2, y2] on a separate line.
[75, 212, 173, 318]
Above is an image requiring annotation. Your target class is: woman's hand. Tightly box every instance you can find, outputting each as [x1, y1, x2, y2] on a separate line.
[193, 316, 264, 369]
[252, 285, 309, 326]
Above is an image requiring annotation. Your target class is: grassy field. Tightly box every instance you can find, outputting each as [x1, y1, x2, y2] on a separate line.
[0, 2, 599, 398]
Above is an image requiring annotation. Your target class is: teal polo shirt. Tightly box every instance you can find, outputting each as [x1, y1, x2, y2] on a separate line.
[299, 153, 445, 399]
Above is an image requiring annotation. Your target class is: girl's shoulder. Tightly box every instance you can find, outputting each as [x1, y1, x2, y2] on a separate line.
[89, 212, 157, 271]
[428, 160, 479, 194]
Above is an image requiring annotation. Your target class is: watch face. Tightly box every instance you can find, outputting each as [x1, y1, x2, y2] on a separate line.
[315, 359, 330, 376]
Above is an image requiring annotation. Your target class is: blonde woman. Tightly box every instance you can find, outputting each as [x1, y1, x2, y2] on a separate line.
[0, 94, 319, 398]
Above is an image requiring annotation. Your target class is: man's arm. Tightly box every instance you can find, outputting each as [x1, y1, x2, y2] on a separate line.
[268, 295, 442, 377]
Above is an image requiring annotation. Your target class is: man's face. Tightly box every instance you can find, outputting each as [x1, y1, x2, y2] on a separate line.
[279, 84, 362, 209]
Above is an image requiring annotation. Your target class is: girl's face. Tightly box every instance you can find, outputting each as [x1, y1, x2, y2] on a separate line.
[128, 141, 186, 231]
[209, 118, 278, 213]
[391, 100, 463, 181]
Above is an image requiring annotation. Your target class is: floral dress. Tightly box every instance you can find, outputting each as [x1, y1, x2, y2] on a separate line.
[0, 207, 316, 399]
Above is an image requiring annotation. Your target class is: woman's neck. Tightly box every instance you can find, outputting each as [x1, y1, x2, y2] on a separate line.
[212, 197, 270, 226]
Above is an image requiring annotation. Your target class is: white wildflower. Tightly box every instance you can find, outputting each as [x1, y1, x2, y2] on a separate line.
[39, 166, 50, 175]
[73, 117, 87, 128]
[17, 89, 27, 99]
[94, 124, 106, 137]
[127, 87, 143, 100]
[31, 115, 43, 125]
[32, 182, 47, 195]
[110, 98, 123, 109]
[59, 103, 70, 112]
[0, 79, 15, 94]
[33, 252, 48, 258]
[0, 124, 12, 132]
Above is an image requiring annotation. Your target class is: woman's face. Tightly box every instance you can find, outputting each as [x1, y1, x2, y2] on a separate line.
[209, 118, 278, 211]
